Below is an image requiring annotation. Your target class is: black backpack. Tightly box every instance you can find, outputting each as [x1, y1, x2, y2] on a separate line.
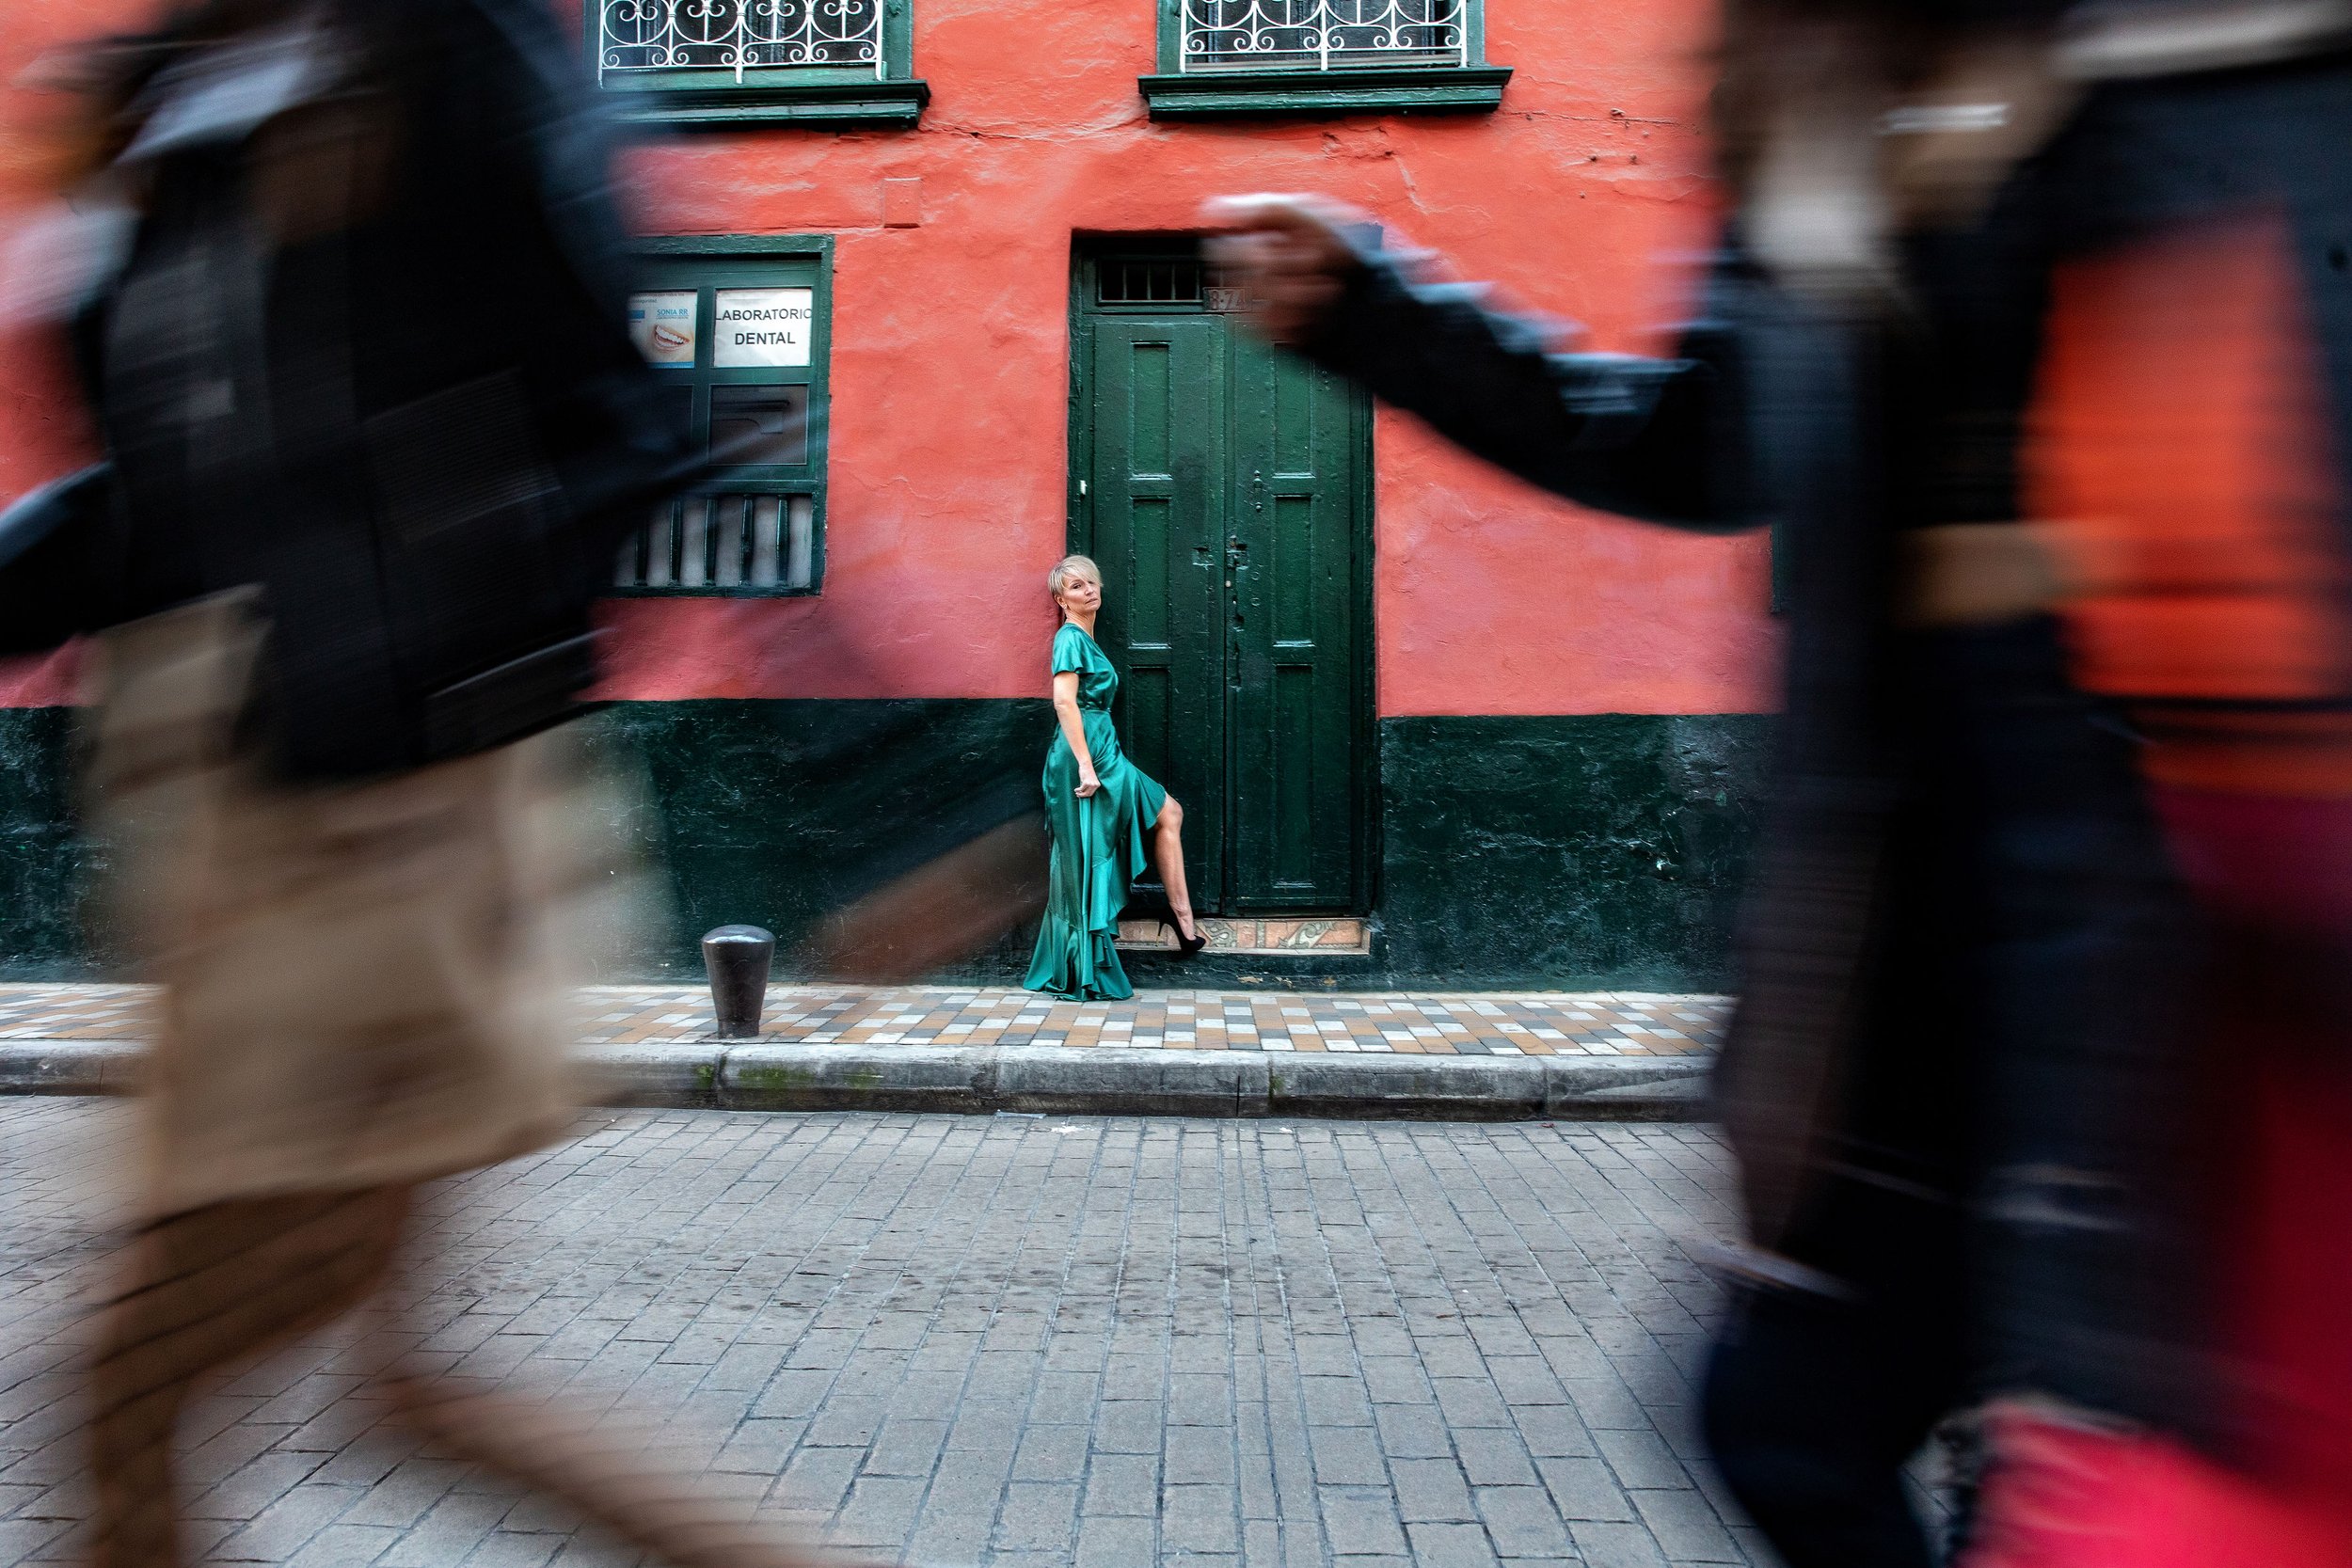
[21, 0, 693, 777]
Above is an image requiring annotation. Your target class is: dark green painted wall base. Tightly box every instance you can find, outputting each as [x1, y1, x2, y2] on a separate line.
[0, 708, 100, 980]
[0, 702, 1770, 990]
[1375, 714, 1771, 990]
[589, 698, 1053, 983]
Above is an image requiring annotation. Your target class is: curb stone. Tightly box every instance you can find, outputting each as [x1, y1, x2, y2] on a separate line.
[0, 1040, 145, 1097]
[6, 1037, 1712, 1121]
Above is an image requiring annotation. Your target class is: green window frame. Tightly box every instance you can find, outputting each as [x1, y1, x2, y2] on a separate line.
[588, 0, 929, 130]
[1141, 0, 1511, 119]
[614, 235, 833, 598]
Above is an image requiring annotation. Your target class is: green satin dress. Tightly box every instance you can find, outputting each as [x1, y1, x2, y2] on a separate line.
[1025, 623, 1168, 1001]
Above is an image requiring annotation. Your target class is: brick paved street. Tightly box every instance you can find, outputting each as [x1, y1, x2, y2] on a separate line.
[0, 1099, 1765, 1568]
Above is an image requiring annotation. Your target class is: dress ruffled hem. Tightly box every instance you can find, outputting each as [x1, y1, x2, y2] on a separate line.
[1023, 681, 1170, 1004]
[1023, 911, 1134, 1002]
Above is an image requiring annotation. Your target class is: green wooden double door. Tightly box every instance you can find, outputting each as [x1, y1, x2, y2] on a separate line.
[1071, 260, 1373, 914]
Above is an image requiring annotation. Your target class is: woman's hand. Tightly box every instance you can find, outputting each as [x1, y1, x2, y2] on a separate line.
[1051, 672, 1103, 798]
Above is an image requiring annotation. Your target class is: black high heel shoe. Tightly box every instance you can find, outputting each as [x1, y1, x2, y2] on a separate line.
[1164, 916, 1208, 958]
[1127, 889, 1209, 958]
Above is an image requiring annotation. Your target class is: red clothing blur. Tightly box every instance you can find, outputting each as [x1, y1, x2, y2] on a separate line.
[1970, 212, 2352, 1563]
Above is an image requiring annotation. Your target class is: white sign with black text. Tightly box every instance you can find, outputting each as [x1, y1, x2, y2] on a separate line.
[713, 288, 815, 368]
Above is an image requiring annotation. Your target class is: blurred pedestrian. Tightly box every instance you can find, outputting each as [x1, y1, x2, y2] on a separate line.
[1947, 12, 2352, 1564]
[0, 3, 843, 1565]
[1200, 8, 2237, 1564]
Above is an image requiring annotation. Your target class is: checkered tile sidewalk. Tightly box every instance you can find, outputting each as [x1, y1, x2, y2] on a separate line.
[0, 984, 149, 1040]
[0, 982, 1727, 1057]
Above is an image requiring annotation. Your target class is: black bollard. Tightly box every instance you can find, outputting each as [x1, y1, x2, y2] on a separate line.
[701, 925, 775, 1039]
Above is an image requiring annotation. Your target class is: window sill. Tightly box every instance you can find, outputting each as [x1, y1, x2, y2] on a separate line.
[604, 77, 930, 131]
[603, 587, 820, 599]
[1139, 65, 1509, 119]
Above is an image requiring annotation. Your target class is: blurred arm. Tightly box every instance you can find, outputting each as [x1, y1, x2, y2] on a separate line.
[1202, 196, 1759, 531]
[1297, 242, 1756, 531]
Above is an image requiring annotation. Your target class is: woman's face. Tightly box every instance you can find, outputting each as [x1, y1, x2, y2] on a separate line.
[1057, 570, 1103, 618]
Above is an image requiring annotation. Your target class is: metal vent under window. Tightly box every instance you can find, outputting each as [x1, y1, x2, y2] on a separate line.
[617, 492, 816, 594]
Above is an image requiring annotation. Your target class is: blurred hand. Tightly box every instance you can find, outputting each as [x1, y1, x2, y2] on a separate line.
[1901, 522, 2074, 628]
[1075, 768, 1101, 800]
[1199, 193, 1363, 346]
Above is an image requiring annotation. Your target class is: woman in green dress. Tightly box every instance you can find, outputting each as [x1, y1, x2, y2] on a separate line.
[1025, 555, 1206, 1000]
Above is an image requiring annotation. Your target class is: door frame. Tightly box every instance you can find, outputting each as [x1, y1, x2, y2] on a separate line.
[1064, 234, 1380, 915]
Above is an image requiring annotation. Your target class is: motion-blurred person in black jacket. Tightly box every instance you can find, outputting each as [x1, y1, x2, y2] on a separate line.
[1199, 1, 2352, 1561]
[6, 4, 844, 1565]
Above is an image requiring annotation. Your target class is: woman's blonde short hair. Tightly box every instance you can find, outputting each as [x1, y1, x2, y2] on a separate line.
[1046, 555, 1101, 601]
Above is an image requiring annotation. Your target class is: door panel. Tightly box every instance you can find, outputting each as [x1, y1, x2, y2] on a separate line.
[1087, 317, 1228, 899]
[1228, 338, 1360, 910]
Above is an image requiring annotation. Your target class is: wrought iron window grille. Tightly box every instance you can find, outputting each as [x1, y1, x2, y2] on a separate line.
[1143, 0, 1507, 119]
[590, 0, 928, 130]
[1179, 0, 1468, 72]
[598, 0, 884, 84]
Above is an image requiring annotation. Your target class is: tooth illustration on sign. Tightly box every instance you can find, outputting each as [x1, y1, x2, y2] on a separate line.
[628, 291, 697, 366]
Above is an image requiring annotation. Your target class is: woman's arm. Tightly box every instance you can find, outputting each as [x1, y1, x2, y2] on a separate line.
[1052, 671, 1100, 798]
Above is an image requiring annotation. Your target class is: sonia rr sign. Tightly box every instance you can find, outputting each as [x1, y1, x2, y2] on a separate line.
[628, 291, 696, 364]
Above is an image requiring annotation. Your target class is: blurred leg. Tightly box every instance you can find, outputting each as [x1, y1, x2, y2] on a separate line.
[1706, 1294, 1942, 1567]
[88, 1187, 409, 1568]
[1703, 1182, 1968, 1568]
[86, 1183, 844, 1568]
[389, 1379, 838, 1568]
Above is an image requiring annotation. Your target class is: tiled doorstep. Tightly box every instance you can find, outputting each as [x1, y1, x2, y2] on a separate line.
[1115, 915, 1371, 954]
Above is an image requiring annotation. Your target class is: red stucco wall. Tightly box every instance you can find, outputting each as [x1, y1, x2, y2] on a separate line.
[0, 0, 1778, 717]
[0, 0, 110, 705]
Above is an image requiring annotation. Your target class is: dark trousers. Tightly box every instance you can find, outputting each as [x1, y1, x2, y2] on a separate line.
[1702, 1180, 1970, 1568]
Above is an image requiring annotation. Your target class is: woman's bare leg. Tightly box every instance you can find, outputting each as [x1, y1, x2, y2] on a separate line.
[1152, 797, 1199, 941]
